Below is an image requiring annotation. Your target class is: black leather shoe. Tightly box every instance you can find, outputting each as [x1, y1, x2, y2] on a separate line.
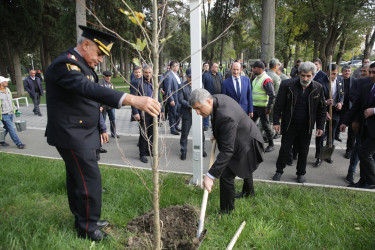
[99, 147, 107, 153]
[111, 134, 119, 138]
[344, 151, 351, 159]
[180, 153, 186, 160]
[175, 127, 181, 132]
[272, 172, 282, 181]
[77, 229, 110, 241]
[37, 113, 42, 116]
[265, 145, 275, 152]
[335, 136, 342, 142]
[314, 158, 322, 167]
[325, 158, 333, 164]
[234, 192, 251, 199]
[97, 220, 109, 229]
[1, 142, 9, 146]
[140, 156, 148, 163]
[171, 130, 180, 135]
[17, 144, 25, 149]
[297, 175, 306, 183]
[348, 180, 366, 188]
[203, 151, 207, 157]
[345, 172, 354, 184]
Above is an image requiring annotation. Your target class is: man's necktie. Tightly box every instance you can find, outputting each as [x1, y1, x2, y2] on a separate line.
[236, 78, 241, 99]
[368, 84, 375, 105]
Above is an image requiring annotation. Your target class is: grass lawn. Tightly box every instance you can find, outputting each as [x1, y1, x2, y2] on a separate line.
[0, 152, 374, 249]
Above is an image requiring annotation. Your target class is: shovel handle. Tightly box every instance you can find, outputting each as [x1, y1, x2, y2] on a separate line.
[197, 140, 217, 238]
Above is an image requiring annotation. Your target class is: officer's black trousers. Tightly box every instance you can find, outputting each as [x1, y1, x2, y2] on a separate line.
[57, 147, 101, 233]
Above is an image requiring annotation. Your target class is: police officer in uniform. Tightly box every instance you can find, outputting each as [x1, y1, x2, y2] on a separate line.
[45, 25, 160, 241]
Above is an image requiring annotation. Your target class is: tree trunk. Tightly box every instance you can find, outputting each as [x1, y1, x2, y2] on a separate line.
[363, 28, 375, 60]
[261, 0, 275, 64]
[124, 45, 129, 83]
[12, 51, 24, 96]
[335, 35, 347, 67]
[313, 40, 320, 60]
[0, 49, 8, 77]
[42, 36, 52, 72]
[5, 40, 16, 86]
[159, 0, 167, 75]
[151, 0, 161, 249]
[76, 0, 86, 42]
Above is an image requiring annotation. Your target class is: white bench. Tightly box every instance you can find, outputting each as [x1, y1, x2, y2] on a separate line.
[12, 97, 29, 109]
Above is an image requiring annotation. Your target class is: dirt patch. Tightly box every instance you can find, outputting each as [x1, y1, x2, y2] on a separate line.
[125, 204, 202, 249]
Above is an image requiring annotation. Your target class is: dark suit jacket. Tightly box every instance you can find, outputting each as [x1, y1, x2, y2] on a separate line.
[178, 81, 192, 118]
[130, 78, 162, 118]
[24, 76, 44, 97]
[163, 71, 180, 105]
[45, 48, 124, 150]
[208, 94, 264, 179]
[202, 71, 223, 95]
[349, 77, 371, 105]
[342, 76, 355, 114]
[313, 70, 327, 83]
[319, 75, 344, 118]
[342, 82, 375, 139]
[221, 76, 253, 114]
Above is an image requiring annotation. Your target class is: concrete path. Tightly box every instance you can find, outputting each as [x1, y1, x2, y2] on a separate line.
[0, 104, 360, 188]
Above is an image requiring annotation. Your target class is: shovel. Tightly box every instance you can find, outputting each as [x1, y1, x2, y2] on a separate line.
[319, 59, 335, 160]
[196, 140, 216, 241]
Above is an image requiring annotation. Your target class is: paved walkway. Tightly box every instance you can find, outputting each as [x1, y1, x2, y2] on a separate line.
[0, 104, 363, 188]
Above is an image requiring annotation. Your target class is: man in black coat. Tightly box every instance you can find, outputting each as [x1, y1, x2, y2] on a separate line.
[130, 65, 164, 163]
[45, 25, 160, 241]
[314, 64, 344, 166]
[24, 69, 44, 116]
[190, 89, 264, 213]
[272, 62, 326, 183]
[340, 62, 375, 189]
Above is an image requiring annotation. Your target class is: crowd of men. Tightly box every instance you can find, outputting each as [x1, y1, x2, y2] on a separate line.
[1, 23, 374, 240]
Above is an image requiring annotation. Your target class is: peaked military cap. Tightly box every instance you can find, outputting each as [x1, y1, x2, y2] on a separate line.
[79, 25, 117, 56]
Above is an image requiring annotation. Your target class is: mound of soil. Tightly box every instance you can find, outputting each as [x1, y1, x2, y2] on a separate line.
[125, 204, 201, 249]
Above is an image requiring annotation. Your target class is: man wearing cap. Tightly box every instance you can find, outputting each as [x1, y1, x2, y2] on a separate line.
[24, 69, 44, 116]
[99, 71, 118, 139]
[45, 25, 160, 241]
[0, 76, 25, 149]
[251, 60, 276, 152]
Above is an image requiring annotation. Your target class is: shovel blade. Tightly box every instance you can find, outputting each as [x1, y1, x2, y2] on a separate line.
[319, 145, 335, 160]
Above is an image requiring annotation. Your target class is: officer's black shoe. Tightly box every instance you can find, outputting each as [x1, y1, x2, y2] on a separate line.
[272, 172, 282, 181]
[203, 151, 207, 157]
[97, 220, 109, 229]
[345, 172, 354, 185]
[77, 229, 110, 241]
[344, 151, 351, 159]
[297, 175, 306, 183]
[265, 145, 275, 152]
[335, 136, 342, 142]
[180, 153, 186, 160]
[140, 156, 148, 163]
[99, 147, 107, 153]
[234, 192, 252, 199]
[314, 158, 322, 167]
[325, 158, 333, 164]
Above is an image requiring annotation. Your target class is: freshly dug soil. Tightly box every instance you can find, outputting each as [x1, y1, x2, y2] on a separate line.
[125, 204, 201, 249]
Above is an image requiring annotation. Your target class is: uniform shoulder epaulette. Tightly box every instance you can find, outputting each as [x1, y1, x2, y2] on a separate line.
[68, 54, 78, 61]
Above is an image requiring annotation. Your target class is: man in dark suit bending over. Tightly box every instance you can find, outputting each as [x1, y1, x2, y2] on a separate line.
[45, 26, 160, 241]
[189, 89, 264, 213]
